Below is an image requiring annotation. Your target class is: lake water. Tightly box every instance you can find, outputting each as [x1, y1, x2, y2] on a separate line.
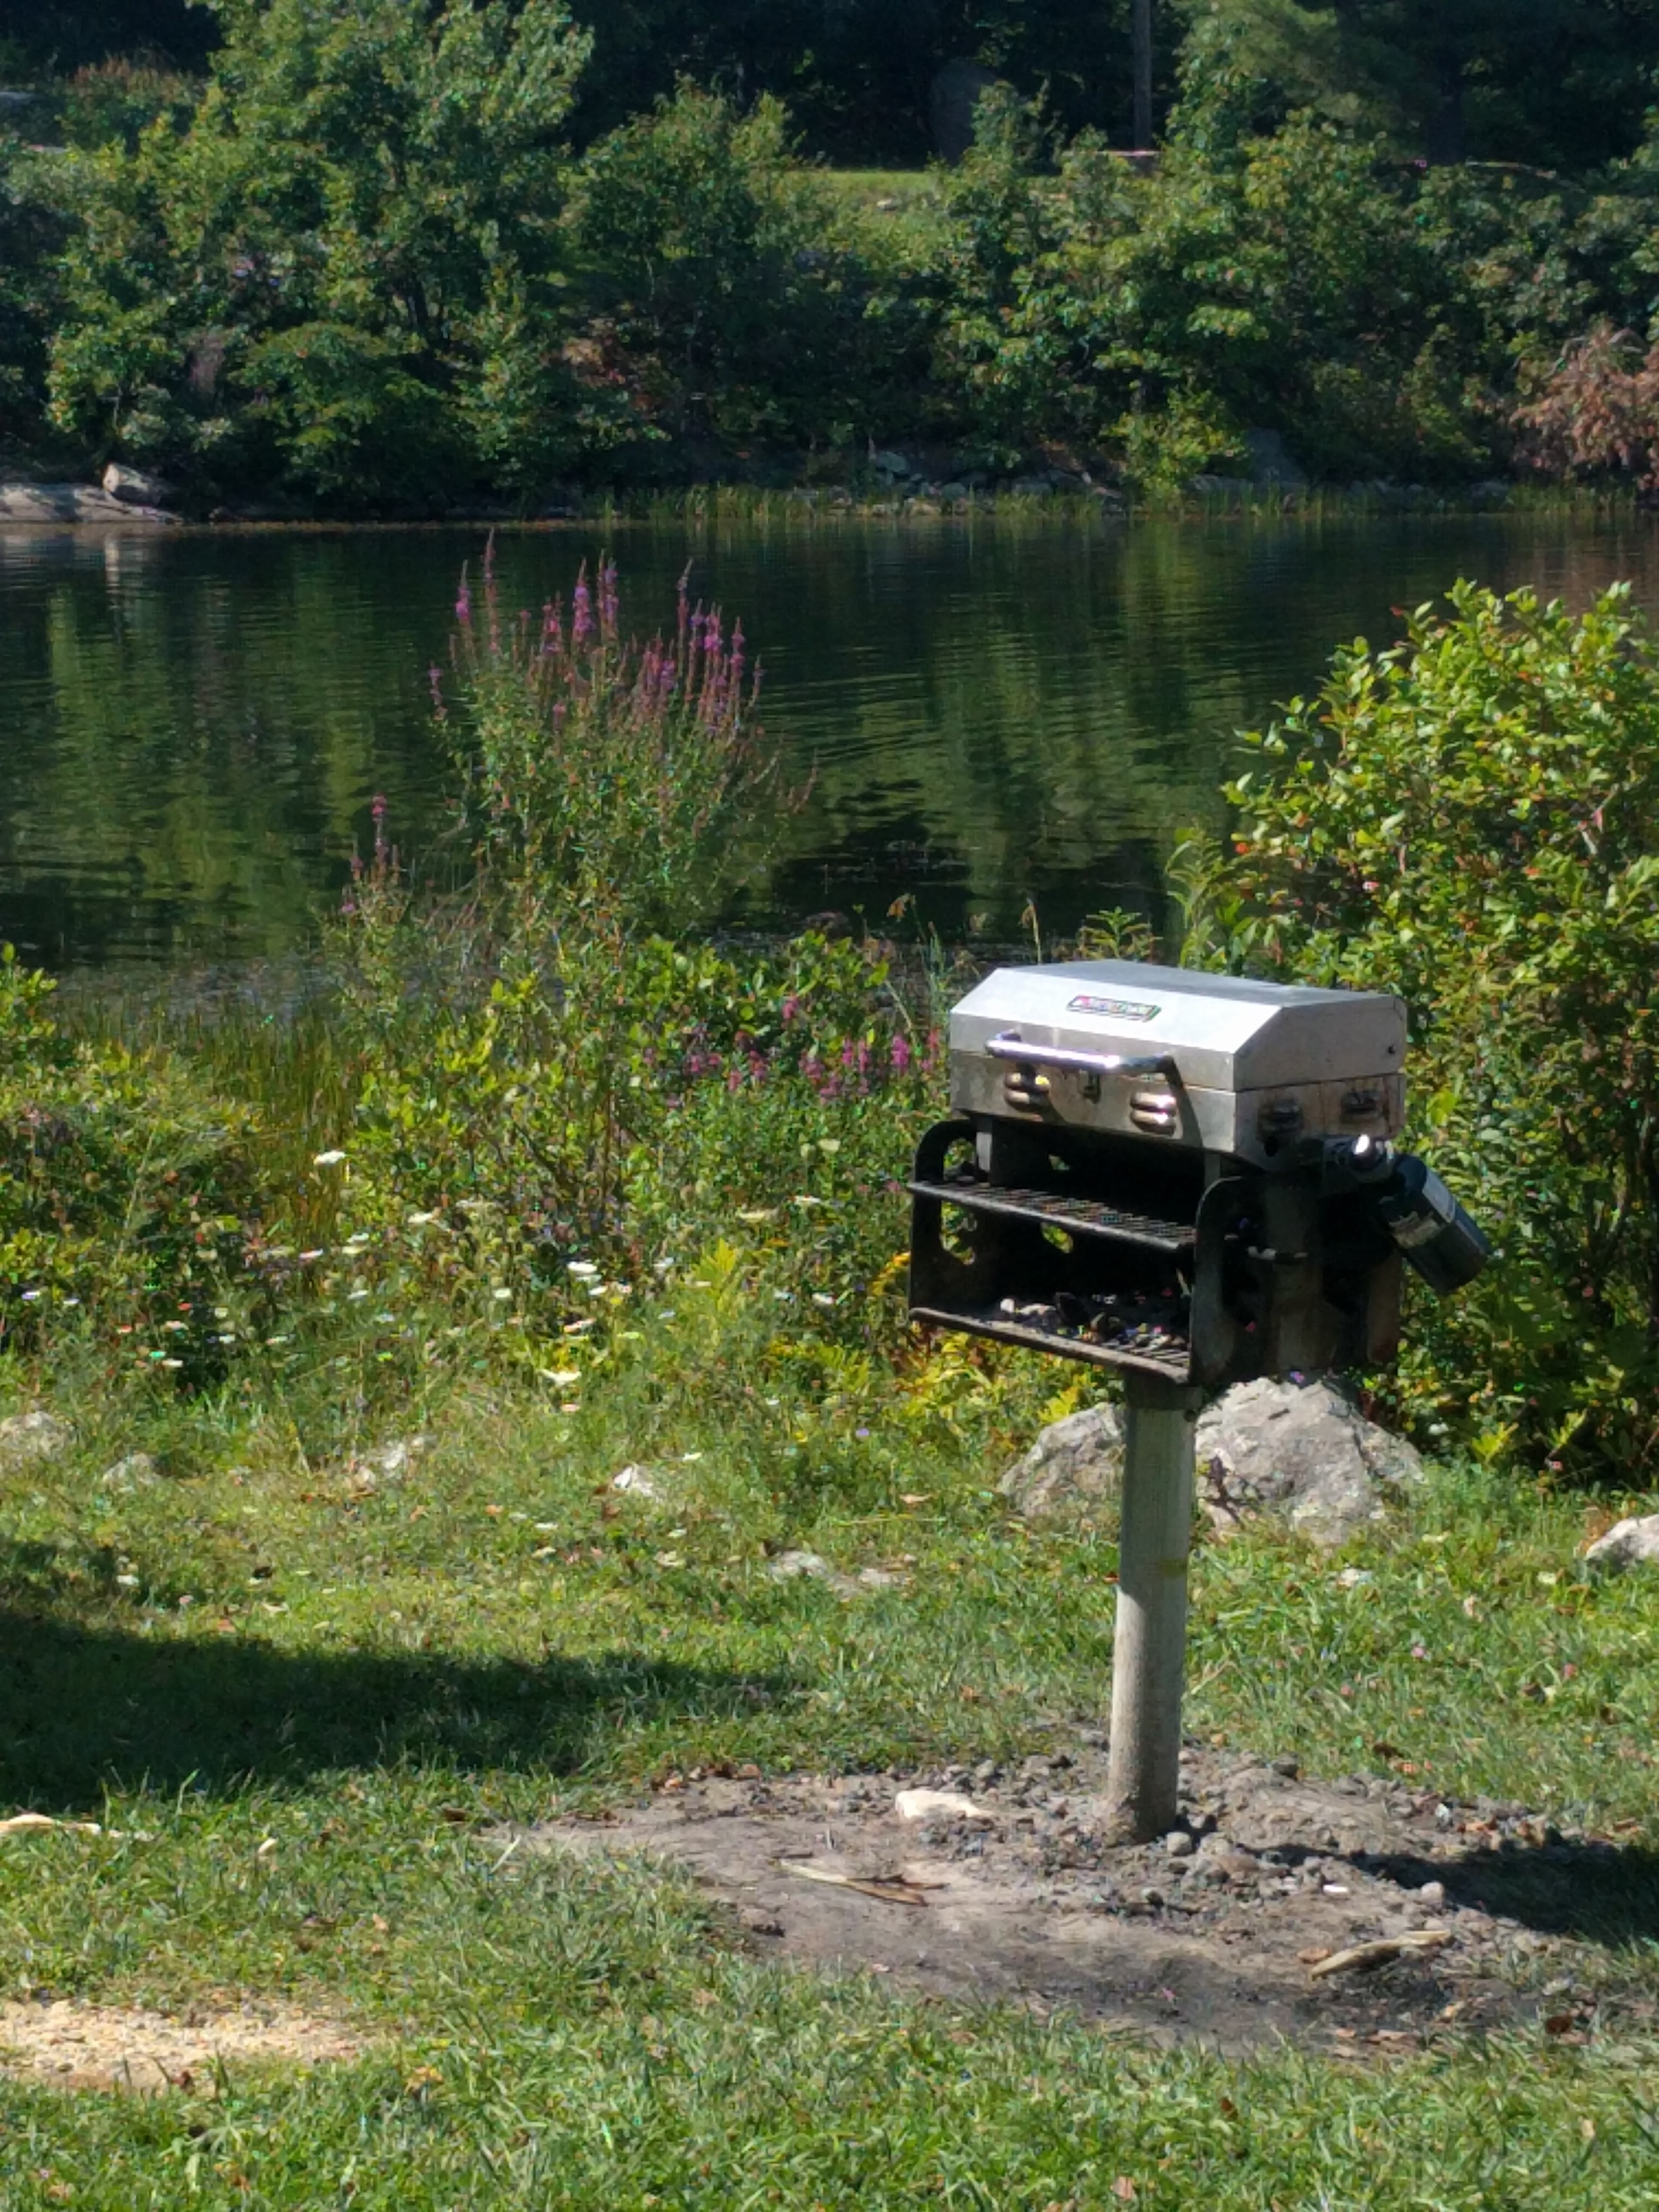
[3, 509, 1656, 970]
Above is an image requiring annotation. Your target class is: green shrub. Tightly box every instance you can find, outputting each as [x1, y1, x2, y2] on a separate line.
[1180, 582, 1659, 1476]
[48, 0, 592, 501]
[0, 950, 263, 1374]
[566, 84, 928, 458]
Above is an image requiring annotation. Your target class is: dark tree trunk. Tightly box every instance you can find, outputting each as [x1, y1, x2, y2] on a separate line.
[1133, 0, 1153, 147]
[1424, 54, 1465, 163]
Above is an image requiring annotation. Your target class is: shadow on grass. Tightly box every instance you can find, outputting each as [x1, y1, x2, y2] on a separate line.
[0, 1573, 795, 1810]
[1360, 1836, 1659, 1951]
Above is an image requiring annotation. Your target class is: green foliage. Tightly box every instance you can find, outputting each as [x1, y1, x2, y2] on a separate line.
[1204, 0, 1659, 171]
[0, 951, 262, 1370]
[1180, 583, 1659, 1476]
[48, 0, 592, 500]
[566, 84, 930, 455]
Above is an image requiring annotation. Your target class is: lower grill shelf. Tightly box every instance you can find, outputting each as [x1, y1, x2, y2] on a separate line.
[910, 1301, 1193, 1381]
[908, 1173, 1195, 1253]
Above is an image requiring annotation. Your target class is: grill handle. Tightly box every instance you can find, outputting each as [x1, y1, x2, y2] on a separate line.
[987, 1031, 1175, 1081]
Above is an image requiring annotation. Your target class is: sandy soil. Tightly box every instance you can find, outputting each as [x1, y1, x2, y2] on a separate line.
[0, 1996, 367, 2094]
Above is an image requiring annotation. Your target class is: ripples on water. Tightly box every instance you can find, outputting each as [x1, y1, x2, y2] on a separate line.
[2, 512, 1656, 969]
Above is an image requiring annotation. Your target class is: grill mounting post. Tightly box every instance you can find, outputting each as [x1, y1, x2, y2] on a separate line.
[1103, 1373, 1202, 1843]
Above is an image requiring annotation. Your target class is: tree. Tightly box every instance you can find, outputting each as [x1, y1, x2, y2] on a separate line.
[48, 0, 597, 501]
[1201, 0, 1659, 170]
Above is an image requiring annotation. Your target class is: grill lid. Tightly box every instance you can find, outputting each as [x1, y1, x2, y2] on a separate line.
[950, 961, 1404, 1094]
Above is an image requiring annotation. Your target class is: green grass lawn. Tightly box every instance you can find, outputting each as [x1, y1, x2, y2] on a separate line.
[3, 1336, 1659, 2207]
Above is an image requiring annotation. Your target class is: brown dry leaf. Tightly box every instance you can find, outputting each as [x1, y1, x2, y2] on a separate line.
[1543, 2011, 1578, 2036]
[1112, 2179, 1138, 2203]
[1297, 1946, 1333, 1966]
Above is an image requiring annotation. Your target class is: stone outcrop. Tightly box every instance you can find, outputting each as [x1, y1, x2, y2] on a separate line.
[1000, 1379, 1424, 1548]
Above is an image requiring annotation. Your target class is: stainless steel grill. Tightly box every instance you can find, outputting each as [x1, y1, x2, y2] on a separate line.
[909, 959, 1430, 1388]
[903, 956, 1491, 1848]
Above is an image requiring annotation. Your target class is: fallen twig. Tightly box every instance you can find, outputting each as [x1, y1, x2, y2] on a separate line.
[1308, 1930, 1452, 1979]
[0, 1812, 150, 1842]
[775, 1860, 930, 1906]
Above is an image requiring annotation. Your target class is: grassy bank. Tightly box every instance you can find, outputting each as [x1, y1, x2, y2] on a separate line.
[2, 1363, 1659, 2205]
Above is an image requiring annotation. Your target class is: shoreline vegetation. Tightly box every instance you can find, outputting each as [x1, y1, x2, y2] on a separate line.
[11, 8, 1659, 522]
[0, 477, 1644, 529]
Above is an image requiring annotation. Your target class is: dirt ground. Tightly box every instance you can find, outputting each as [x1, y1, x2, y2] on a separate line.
[528, 1739, 1657, 2055]
[0, 1997, 367, 2094]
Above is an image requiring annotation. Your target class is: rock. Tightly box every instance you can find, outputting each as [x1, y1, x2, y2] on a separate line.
[99, 1453, 158, 1491]
[1417, 1880, 1446, 1907]
[767, 1549, 862, 1598]
[765, 1550, 905, 1598]
[611, 1464, 661, 1498]
[1197, 1378, 1423, 1548]
[0, 1410, 71, 1469]
[1583, 1513, 1659, 1569]
[854, 1564, 907, 1591]
[1163, 1830, 1195, 1858]
[895, 1788, 988, 1822]
[1002, 1382, 1420, 1545]
[102, 462, 175, 508]
[1242, 428, 1308, 489]
[0, 483, 180, 525]
[355, 1435, 427, 1481]
[930, 58, 1000, 163]
[998, 1402, 1124, 1523]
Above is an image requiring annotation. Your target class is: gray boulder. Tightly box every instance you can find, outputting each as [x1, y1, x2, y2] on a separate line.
[1000, 1380, 1421, 1547]
[0, 1410, 72, 1468]
[99, 1452, 159, 1491]
[1197, 1378, 1421, 1547]
[0, 482, 179, 524]
[998, 1402, 1125, 1521]
[1583, 1514, 1659, 1570]
[103, 462, 175, 507]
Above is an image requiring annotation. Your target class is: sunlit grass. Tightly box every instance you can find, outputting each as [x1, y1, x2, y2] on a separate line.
[2, 1345, 1658, 2205]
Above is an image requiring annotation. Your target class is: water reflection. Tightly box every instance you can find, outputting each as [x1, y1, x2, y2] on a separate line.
[1, 511, 1656, 968]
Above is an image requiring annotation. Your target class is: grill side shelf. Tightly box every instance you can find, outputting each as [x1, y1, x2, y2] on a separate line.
[907, 1175, 1195, 1254]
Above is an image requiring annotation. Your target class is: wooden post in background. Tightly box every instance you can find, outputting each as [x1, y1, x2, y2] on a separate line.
[1133, 0, 1154, 149]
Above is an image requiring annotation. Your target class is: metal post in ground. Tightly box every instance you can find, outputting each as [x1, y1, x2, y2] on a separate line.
[1103, 1372, 1201, 1843]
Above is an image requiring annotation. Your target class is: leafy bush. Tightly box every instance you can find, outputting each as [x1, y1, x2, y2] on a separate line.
[0, 950, 263, 1373]
[1513, 322, 1659, 489]
[48, 0, 594, 501]
[566, 84, 929, 458]
[1180, 583, 1659, 1476]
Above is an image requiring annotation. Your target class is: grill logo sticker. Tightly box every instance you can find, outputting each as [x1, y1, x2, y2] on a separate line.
[1066, 994, 1160, 1021]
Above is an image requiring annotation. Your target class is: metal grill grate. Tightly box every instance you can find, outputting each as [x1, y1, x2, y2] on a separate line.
[910, 1302, 1192, 1380]
[908, 1173, 1195, 1252]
